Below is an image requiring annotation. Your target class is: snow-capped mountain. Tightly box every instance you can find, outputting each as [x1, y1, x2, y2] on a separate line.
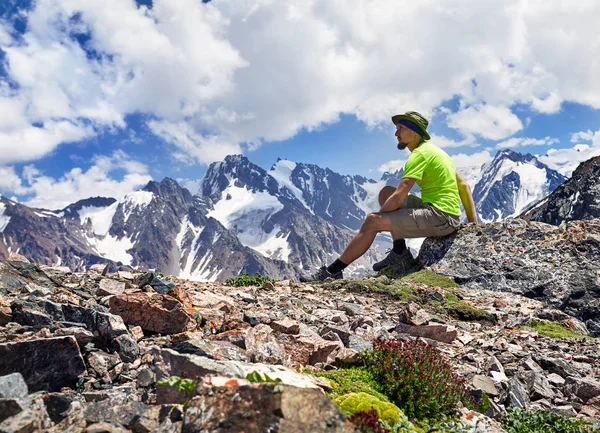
[471, 150, 566, 222]
[0, 149, 570, 281]
[197, 155, 386, 276]
[522, 154, 600, 224]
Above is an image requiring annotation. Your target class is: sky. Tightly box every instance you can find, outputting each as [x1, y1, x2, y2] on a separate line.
[1, 0, 600, 210]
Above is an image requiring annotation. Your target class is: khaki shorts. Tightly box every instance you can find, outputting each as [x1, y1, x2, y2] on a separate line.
[387, 195, 461, 239]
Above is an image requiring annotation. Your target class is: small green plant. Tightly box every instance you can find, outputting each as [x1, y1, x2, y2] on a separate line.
[364, 339, 474, 420]
[246, 371, 282, 383]
[523, 320, 592, 340]
[225, 273, 275, 287]
[153, 271, 170, 281]
[396, 270, 460, 288]
[503, 408, 593, 433]
[156, 376, 196, 392]
[335, 393, 416, 432]
[309, 366, 389, 402]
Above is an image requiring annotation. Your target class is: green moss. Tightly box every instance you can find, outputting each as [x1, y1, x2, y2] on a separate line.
[523, 320, 592, 340]
[310, 366, 389, 402]
[334, 392, 407, 426]
[396, 270, 460, 288]
[438, 292, 489, 321]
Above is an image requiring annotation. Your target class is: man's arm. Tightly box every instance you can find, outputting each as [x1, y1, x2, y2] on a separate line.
[456, 171, 478, 224]
[380, 178, 416, 213]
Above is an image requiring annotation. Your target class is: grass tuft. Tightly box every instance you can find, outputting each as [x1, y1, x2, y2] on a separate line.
[523, 320, 592, 340]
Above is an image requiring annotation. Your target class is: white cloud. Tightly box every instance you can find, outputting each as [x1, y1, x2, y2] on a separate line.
[451, 150, 493, 168]
[495, 136, 559, 149]
[1, 0, 600, 164]
[429, 133, 478, 149]
[147, 120, 242, 165]
[17, 151, 152, 209]
[447, 104, 523, 140]
[378, 159, 406, 174]
[539, 128, 600, 176]
[0, 166, 28, 195]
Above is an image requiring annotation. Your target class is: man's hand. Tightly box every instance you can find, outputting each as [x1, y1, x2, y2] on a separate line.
[456, 171, 478, 224]
[380, 178, 416, 213]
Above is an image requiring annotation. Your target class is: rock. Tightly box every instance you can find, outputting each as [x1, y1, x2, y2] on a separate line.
[89, 264, 109, 276]
[346, 335, 372, 352]
[398, 302, 430, 326]
[149, 276, 176, 295]
[0, 398, 51, 432]
[112, 334, 139, 363]
[54, 326, 95, 345]
[536, 357, 580, 379]
[270, 318, 300, 335]
[406, 324, 458, 344]
[0, 374, 29, 423]
[87, 351, 122, 377]
[506, 377, 529, 409]
[243, 310, 272, 327]
[419, 219, 600, 336]
[0, 336, 86, 392]
[0, 374, 28, 406]
[547, 373, 566, 386]
[245, 324, 284, 364]
[108, 293, 192, 334]
[565, 376, 600, 403]
[10, 304, 53, 328]
[130, 326, 144, 342]
[472, 375, 499, 396]
[85, 422, 130, 433]
[182, 382, 354, 433]
[43, 393, 79, 424]
[97, 279, 126, 297]
[136, 369, 155, 388]
[171, 339, 249, 363]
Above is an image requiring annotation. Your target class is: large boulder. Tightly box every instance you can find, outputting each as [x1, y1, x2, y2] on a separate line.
[108, 293, 192, 334]
[0, 337, 86, 392]
[419, 219, 600, 335]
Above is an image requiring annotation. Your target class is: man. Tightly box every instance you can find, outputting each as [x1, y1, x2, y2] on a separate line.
[300, 110, 477, 282]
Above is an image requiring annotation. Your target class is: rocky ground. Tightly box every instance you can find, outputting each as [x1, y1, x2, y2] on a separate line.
[1, 252, 599, 433]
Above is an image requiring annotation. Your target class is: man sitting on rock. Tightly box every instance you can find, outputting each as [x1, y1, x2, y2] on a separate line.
[301, 111, 478, 282]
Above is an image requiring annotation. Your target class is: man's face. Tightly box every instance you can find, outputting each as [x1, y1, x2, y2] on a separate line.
[395, 123, 413, 150]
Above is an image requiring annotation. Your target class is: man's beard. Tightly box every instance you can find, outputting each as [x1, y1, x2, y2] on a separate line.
[397, 141, 408, 150]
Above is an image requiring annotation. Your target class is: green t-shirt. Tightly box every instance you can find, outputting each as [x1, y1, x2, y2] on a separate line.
[402, 141, 461, 216]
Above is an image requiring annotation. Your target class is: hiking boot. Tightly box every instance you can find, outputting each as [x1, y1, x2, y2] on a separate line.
[299, 266, 343, 283]
[372, 249, 414, 272]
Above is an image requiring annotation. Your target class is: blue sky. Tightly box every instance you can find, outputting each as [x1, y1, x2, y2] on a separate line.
[1, 0, 600, 209]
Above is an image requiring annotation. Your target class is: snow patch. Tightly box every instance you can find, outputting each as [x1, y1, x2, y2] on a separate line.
[269, 160, 313, 214]
[78, 202, 119, 236]
[86, 233, 134, 265]
[123, 191, 154, 222]
[208, 182, 290, 261]
[0, 203, 10, 233]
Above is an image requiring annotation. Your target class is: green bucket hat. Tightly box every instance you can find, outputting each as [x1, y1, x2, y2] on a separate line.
[391, 111, 431, 141]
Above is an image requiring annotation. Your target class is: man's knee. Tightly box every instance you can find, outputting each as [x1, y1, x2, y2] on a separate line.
[362, 213, 385, 232]
[378, 186, 396, 208]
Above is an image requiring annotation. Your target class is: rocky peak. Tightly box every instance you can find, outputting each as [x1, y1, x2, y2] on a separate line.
[201, 154, 278, 200]
[473, 150, 566, 222]
[522, 154, 600, 224]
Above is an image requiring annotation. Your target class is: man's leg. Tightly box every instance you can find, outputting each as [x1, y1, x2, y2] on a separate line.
[300, 212, 393, 282]
[338, 213, 393, 265]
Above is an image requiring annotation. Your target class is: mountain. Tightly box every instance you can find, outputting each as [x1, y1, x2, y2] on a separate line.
[0, 179, 300, 281]
[521, 155, 600, 224]
[197, 155, 386, 276]
[0, 150, 569, 281]
[471, 149, 566, 222]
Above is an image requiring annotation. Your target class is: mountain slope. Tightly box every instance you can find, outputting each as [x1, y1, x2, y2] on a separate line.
[521, 155, 600, 224]
[472, 150, 566, 222]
